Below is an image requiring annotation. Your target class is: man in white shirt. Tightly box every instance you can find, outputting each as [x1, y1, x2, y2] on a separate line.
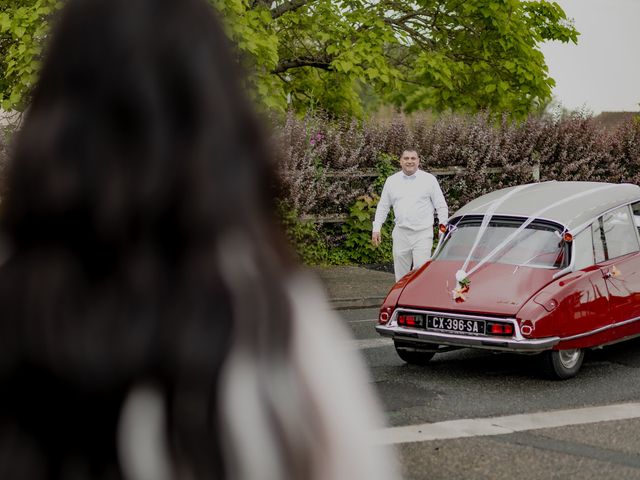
[372, 149, 448, 281]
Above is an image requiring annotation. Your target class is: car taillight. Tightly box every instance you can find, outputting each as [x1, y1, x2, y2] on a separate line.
[397, 314, 424, 328]
[486, 322, 514, 336]
[378, 307, 393, 324]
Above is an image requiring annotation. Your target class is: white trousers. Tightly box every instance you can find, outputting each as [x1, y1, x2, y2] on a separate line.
[392, 226, 433, 281]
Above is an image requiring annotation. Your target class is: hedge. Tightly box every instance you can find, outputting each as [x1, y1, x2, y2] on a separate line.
[2, 112, 639, 265]
[272, 111, 640, 264]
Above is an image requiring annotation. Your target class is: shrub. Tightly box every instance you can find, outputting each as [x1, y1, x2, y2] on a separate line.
[272, 111, 640, 265]
[341, 195, 392, 264]
[277, 201, 330, 265]
[273, 111, 370, 216]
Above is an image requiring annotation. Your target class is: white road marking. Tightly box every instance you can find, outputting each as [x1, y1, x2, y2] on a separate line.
[354, 338, 393, 349]
[376, 402, 640, 445]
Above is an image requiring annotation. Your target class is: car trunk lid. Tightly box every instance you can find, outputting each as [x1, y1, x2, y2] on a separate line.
[397, 260, 556, 316]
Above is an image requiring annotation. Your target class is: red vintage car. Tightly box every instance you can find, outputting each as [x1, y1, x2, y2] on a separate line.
[375, 181, 640, 379]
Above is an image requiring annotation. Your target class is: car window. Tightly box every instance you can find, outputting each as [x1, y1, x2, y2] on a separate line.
[573, 228, 594, 270]
[592, 219, 607, 263]
[631, 201, 640, 236]
[436, 217, 568, 269]
[593, 205, 639, 263]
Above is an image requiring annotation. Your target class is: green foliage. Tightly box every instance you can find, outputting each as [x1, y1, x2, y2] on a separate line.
[394, 0, 579, 118]
[0, 0, 579, 119]
[211, 0, 284, 111]
[276, 195, 395, 267]
[0, 0, 61, 111]
[211, 0, 401, 117]
[341, 195, 392, 264]
[373, 153, 396, 194]
[277, 202, 330, 265]
[211, 0, 578, 118]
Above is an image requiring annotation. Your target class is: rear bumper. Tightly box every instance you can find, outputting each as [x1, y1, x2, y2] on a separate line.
[375, 324, 560, 353]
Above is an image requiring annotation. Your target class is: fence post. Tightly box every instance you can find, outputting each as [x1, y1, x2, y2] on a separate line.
[532, 161, 540, 182]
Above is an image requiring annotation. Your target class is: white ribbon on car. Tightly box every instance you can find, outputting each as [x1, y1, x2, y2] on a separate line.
[456, 183, 535, 283]
[452, 183, 619, 300]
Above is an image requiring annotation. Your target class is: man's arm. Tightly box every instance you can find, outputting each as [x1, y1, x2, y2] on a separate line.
[372, 179, 392, 246]
[431, 178, 448, 226]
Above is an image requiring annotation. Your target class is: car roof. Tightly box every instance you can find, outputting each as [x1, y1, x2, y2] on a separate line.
[452, 181, 640, 232]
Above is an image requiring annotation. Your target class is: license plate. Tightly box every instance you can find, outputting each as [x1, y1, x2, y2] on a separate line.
[427, 315, 485, 334]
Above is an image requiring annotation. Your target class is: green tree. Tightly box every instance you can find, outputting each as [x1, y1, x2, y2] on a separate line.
[0, 0, 578, 119]
[213, 0, 578, 118]
[0, 0, 61, 111]
[394, 0, 579, 118]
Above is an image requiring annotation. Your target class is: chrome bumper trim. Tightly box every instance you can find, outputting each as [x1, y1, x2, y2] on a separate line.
[560, 314, 640, 342]
[376, 308, 560, 353]
[375, 326, 560, 353]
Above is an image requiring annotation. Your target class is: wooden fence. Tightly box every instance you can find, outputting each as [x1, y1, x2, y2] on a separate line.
[300, 163, 541, 224]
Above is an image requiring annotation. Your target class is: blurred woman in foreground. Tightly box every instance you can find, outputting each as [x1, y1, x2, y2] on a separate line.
[0, 0, 398, 478]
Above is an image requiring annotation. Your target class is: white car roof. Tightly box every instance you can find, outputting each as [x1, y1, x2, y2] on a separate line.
[452, 181, 640, 232]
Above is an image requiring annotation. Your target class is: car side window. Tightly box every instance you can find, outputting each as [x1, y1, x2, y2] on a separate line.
[592, 219, 607, 263]
[631, 201, 640, 236]
[574, 228, 595, 270]
[593, 205, 640, 263]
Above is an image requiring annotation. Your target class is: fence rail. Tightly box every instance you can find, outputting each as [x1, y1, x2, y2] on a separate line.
[322, 166, 510, 178]
[300, 163, 540, 224]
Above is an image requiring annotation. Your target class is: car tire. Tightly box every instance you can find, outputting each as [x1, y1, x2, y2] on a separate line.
[541, 348, 584, 379]
[394, 341, 437, 366]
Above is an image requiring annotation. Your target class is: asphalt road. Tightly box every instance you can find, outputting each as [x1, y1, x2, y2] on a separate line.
[341, 306, 640, 480]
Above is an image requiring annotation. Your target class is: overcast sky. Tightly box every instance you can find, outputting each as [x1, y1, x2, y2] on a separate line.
[539, 0, 640, 114]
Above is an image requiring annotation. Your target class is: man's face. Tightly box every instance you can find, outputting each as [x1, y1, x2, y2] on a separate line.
[400, 150, 420, 176]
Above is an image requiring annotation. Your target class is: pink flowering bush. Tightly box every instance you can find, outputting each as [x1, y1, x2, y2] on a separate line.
[272, 111, 374, 216]
[3, 109, 636, 265]
[272, 111, 640, 264]
[612, 120, 640, 185]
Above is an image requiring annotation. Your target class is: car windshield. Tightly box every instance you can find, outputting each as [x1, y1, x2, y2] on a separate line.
[435, 217, 568, 269]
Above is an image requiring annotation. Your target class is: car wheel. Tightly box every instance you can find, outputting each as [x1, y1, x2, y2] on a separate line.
[394, 341, 437, 366]
[541, 348, 584, 379]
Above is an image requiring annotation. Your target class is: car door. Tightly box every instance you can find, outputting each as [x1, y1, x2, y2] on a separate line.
[554, 226, 612, 347]
[595, 204, 640, 341]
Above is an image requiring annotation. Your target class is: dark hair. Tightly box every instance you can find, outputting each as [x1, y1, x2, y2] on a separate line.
[400, 149, 419, 157]
[0, 0, 296, 478]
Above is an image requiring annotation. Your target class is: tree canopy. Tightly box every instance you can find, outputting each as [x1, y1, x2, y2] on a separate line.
[214, 0, 578, 118]
[0, 0, 60, 111]
[0, 0, 578, 118]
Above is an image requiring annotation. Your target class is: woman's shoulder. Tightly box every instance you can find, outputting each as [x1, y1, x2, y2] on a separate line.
[285, 269, 400, 480]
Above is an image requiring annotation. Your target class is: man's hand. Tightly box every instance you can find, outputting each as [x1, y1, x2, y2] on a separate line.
[372, 231, 381, 247]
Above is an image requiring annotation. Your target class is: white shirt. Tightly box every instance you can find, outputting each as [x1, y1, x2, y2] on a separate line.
[372, 169, 448, 232]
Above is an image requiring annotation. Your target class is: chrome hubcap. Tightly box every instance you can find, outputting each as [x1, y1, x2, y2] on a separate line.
[558, 349, 581, 368]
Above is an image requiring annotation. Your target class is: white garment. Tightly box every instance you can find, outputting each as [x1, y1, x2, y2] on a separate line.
[373, 169, 448, 232]
[220, 274, 400, 480]
[392, 225, 433, 280]
[117, 274, 400, 480]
